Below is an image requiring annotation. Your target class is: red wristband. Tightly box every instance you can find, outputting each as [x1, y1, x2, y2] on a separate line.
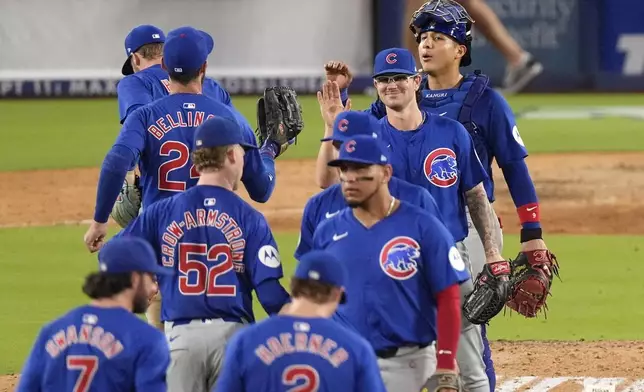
[517, 203, 540, 224]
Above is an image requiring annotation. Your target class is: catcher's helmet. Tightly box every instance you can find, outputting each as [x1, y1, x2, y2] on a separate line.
[409, 0, 474, 67]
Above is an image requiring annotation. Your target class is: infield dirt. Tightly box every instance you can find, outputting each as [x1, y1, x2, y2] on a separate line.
[1, 152, 643, 391]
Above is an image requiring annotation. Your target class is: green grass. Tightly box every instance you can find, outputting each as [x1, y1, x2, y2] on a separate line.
[1, 225, 642, 374]
[1, 94, 643, 171]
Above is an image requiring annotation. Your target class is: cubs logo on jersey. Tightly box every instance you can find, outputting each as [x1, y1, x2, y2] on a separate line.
[379, 236, 420, 280]
[423, 147, 458, 188]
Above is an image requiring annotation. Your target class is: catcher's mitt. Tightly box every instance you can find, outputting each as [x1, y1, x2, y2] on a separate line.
[420, 371, 462, 392]
[506, 250, 560, 317]
[462, 261, 512, 325]
[110, 174, 142, 228]
[256, 86, 304, 158]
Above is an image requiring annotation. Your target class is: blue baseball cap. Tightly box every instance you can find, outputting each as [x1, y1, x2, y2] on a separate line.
[295, 250, 347, 304]
[121, 25, 166, 76]
[163, 26, 215, 76]
[194, 116, 257, 151]
[372, 48, 417, 78]
[98, 237, 172, 276]
[328, 134, 390, 167]
[321, 111, 380, 144]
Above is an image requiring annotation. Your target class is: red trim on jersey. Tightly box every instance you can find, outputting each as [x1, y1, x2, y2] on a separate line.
[517, 202, 540, 224]
[436, 284, 460, 370]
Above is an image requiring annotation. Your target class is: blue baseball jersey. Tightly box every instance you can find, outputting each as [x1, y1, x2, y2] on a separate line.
[115, 94, 261, 208]
[377, 114, 488, 242]
[214, 316, 386, 392]
[363, 73, 528, 202]
[120, 185, 284, 323]
[295, 176, 443, 259]
[312, 202, 470, 351]
[17, 305, 169, 392]
[117, 64, 231, 124]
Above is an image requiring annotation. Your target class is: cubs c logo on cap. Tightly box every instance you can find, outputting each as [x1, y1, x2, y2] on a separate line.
[345, 140, 356, 153]
[385, 53, 398, 64]
[338, 119, 349, 132]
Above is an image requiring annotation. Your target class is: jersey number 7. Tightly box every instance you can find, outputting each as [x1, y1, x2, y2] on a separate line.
[66, 355, 98, 392]
[159, 141, 199, 192]
[179, 243, 237, 296]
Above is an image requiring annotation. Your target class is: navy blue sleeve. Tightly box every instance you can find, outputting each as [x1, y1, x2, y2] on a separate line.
[294, 198, 318, 259]
[254, 279, 290, 315]
[482, 89, 528, 166]
[94, 112, 146, 223]
[117, 76, 152, 124]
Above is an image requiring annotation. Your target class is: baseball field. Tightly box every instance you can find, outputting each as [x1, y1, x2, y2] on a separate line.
[1, 93, 643, 391]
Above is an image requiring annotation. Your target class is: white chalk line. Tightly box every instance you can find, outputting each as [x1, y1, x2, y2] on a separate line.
[496, 376, 640, 391]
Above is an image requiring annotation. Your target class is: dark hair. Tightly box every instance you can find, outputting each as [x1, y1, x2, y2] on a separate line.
[168, 68, 202, 85]
[82, 272, 133, 299]
[290, 278, 336, 304]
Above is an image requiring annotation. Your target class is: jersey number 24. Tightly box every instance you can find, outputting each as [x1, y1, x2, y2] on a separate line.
[158, 141, 199, 192]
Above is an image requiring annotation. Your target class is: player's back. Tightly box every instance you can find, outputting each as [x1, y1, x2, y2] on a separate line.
[149, 185, 271, 324]
[215, 315, 385, 392]
[131, 94, 240, 207]
[22, 305, 167, 392]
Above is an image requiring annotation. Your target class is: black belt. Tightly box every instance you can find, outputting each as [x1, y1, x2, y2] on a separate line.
[170, 316, 242, 327]
[375, 342, 431, 359]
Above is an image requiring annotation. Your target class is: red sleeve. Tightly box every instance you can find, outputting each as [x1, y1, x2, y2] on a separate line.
[435, 283, 460, 370]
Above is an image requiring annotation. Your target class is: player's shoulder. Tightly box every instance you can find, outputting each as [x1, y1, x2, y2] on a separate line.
[398, 200, 440, 223]
[390, 176, 424, 195]
[313, 207, 351, 235]
[307, 184, 342, 208]
[425, 110, 466, 131]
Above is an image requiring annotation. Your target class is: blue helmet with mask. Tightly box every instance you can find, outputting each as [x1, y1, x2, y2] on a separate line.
[409, 0, 474, 67]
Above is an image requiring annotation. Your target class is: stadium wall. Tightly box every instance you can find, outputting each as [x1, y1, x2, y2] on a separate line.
[0, 0, 642, 98]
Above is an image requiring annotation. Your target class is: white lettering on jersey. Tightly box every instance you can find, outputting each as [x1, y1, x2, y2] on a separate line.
[258, 245, 281, 268]
[254, 331, 349, 368]
[617, 34, 644, 75]
[45, 323, 124, 360]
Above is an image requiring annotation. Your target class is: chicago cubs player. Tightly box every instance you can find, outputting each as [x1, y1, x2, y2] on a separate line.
[295, 110, 442, 259]
[328, 2, 559, 388]
[214, 250, 387, 392]
[17, 236, 171, 392]
[84, 26, 273, 253]
[116, 24, 277, 204]
[317, 48, 508, 392]
[117, 115, 290, 392]
[312, 135, 470, 392]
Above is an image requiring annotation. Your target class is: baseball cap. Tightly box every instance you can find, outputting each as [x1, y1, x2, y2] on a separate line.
[163, 26, 214, 76]
[372, 48, 418, 78]
[121, 25, 166, 76]
[98, 237, 172, 276]
[194, 116, 257, 151]
[295, 250, 347, 304]
[328, 134, 390, 167]
[321, 111, 380, 144]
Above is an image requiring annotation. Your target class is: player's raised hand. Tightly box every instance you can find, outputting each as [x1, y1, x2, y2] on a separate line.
[324, 61, 353, 90]
[84, 221, 108, 253]
[317, 81, 349, 127]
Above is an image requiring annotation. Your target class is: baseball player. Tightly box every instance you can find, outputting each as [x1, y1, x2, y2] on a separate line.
[116, 115, 291, 392]
[116, 24, 283, 205]
[402, 0, 543, 94]
[317, 48, 510, 392]
[17, 236, 171, 392]
[214, 250, 387, 392]
[312, 135, 470, 391]
[327, 1, 560, 388]
[295, 110, 443, 259]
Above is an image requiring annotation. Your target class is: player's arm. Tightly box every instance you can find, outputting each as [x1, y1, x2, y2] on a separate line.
[245, 214, 290, 315]
[356, 340, 388, 392]
[117, 76, 153, 124]
[421, 216, 471, 373]
[455, 121, 503, 263]
[212, 333, 245, 391]
[84, 110, 146, 252]
[134, 331, 171, 392]
[16, 329, 46, 392]
[293, 197, 319, 259]
[485, 90, 545, 249]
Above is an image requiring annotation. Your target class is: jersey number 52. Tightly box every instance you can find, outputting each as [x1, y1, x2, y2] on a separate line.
[178, 243, 237, 296]
[158, 141, 199, 192]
